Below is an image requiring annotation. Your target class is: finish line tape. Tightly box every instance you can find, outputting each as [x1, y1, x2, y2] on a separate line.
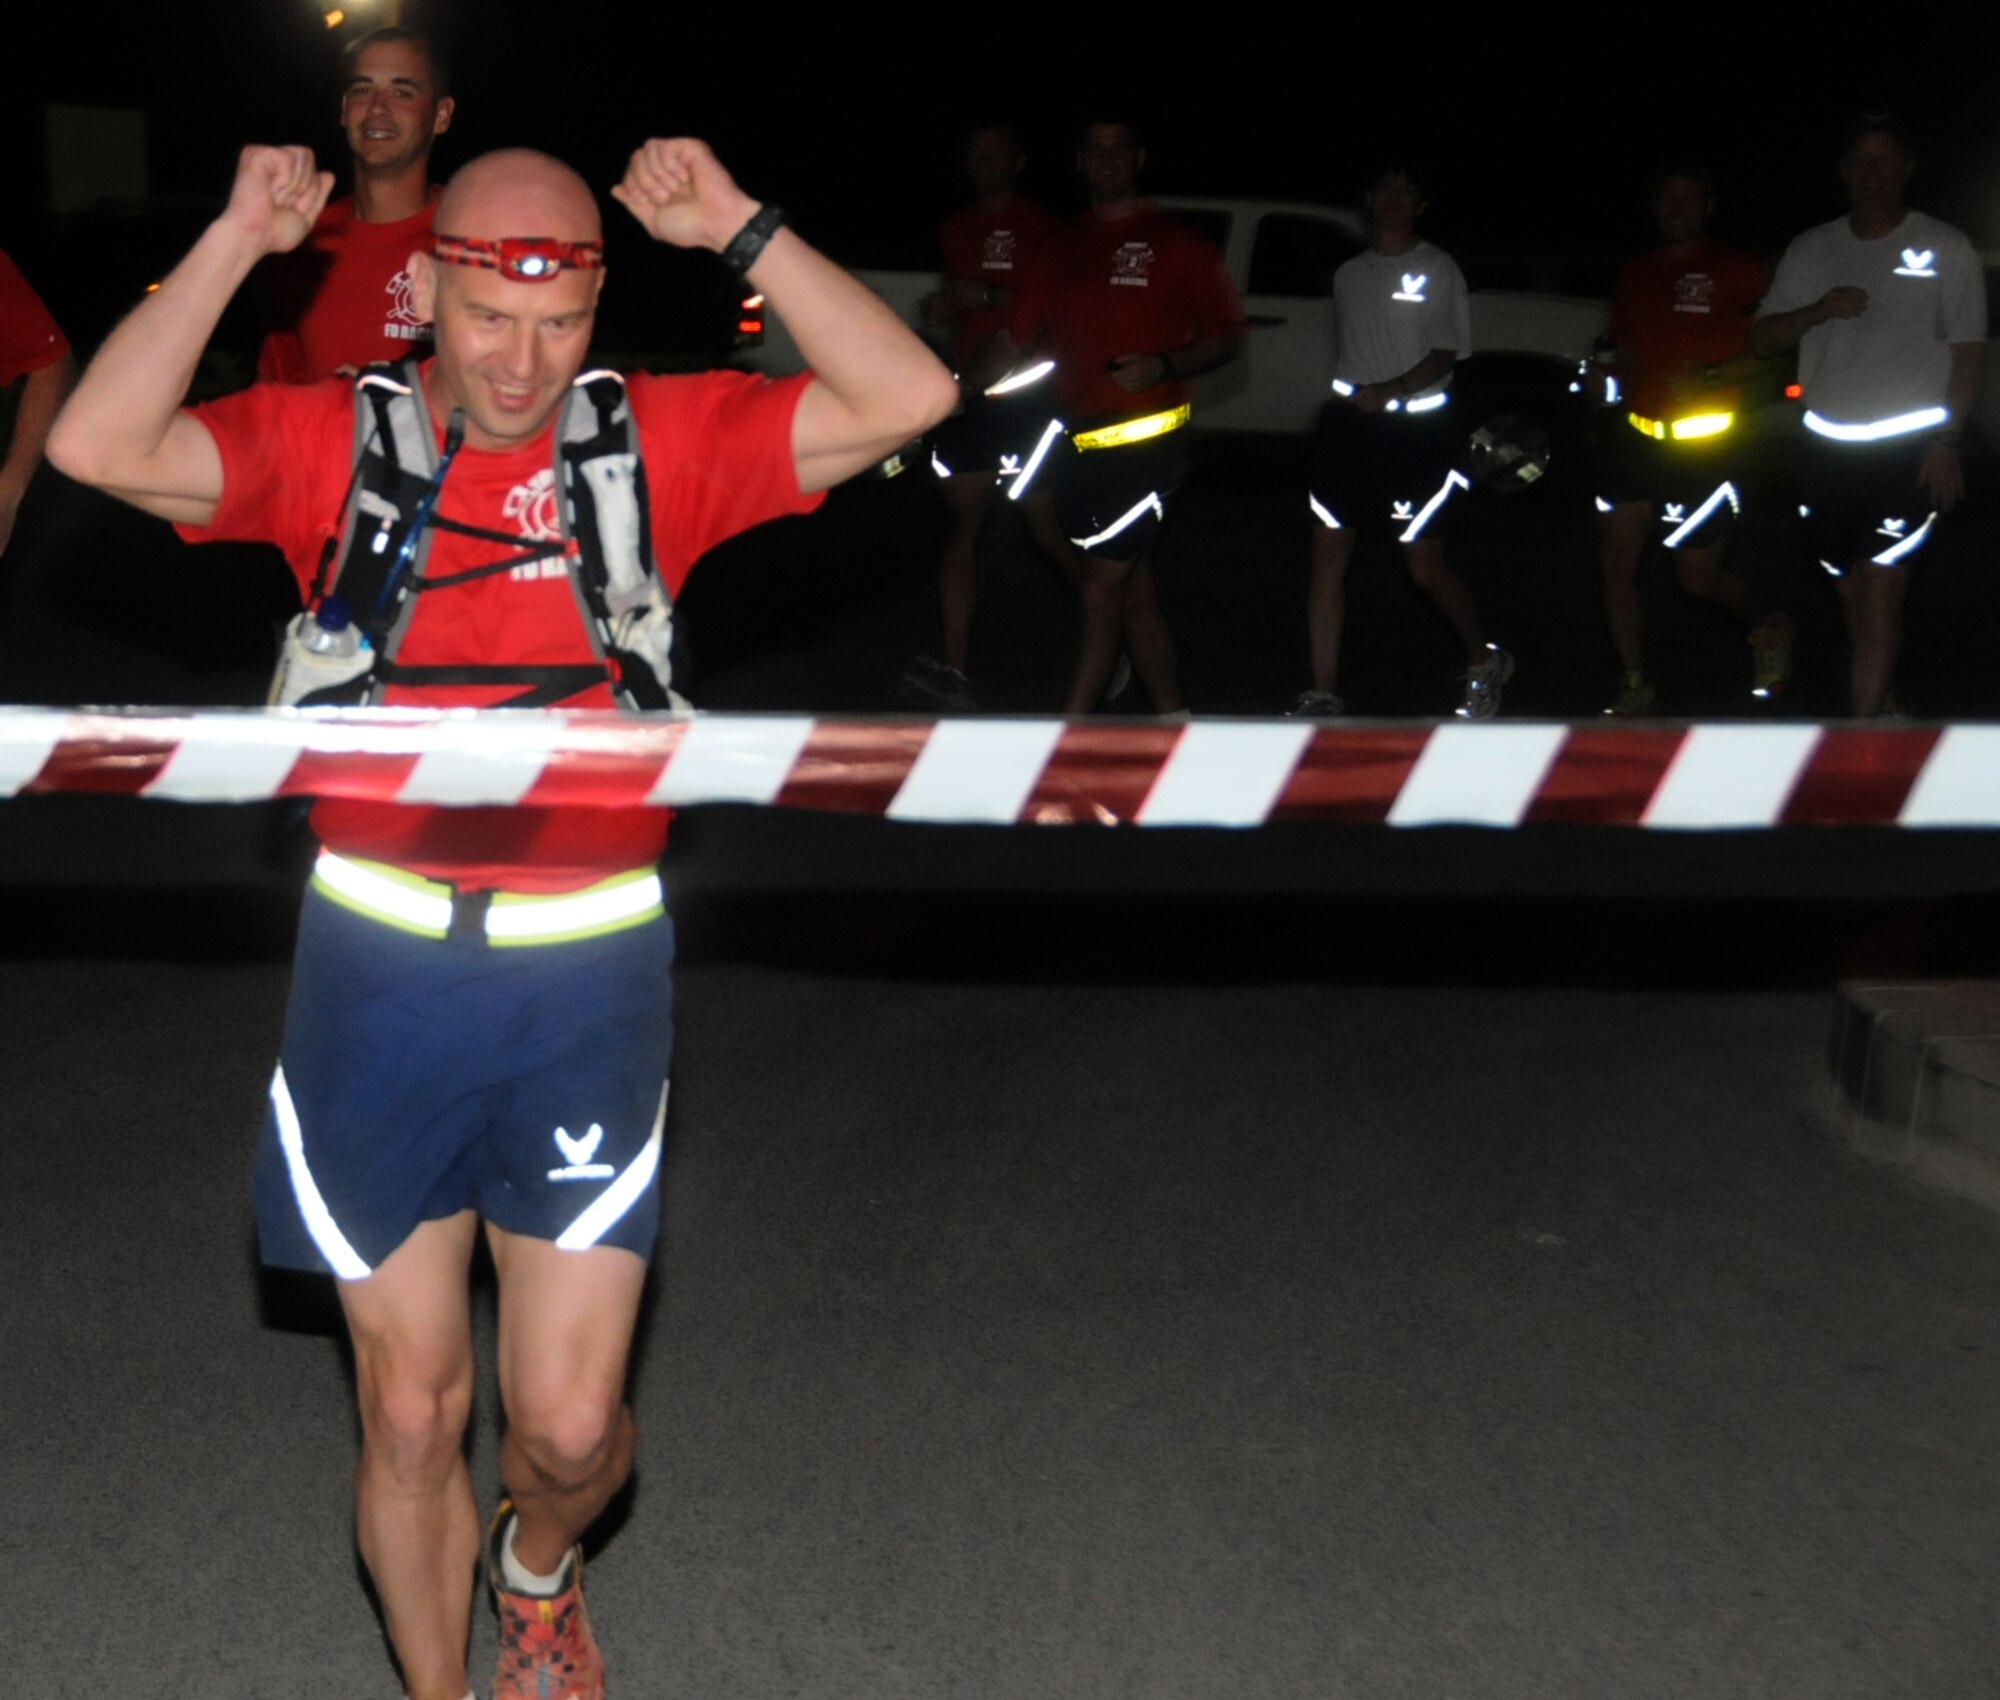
[3, 707, 1998, 829]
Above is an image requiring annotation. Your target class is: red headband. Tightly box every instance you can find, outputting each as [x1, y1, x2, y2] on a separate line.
[432, 234, 605, 281]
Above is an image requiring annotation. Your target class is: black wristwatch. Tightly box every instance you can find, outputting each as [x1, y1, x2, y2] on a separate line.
[721, 204, 785, 276]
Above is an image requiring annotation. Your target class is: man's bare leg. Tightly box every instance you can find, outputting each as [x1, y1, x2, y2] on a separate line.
[1306, 525, 1356, 694]
[1598, 503, 1649, 678]
[1064, 549, 1134, 715]
[489, 1229, 648, 1574]
[1401, 536, 1488, 662]
[337, 1210, 482, 1700]
[1120, 552, 1183, 713]
[936, 474, 993, 673]
[1671, 540, 1764, 628]
[1841, 559, 1909, 717]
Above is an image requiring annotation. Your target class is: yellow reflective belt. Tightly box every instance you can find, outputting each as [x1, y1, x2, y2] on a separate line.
[1072, 404, 1192, 451]
[1627, 409, 1734, 443]
[311, 851, 663, 945]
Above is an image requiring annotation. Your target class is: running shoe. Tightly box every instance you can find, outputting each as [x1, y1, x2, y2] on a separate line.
[1455, 645, 1514, 721]
[1749, 613, 1795, 700]
[895, 655, 977, 713]
[1102, 652, 1134, 706]
[1288, 689, 1346, 718]
[488, 1502, 604, 1700]
[1602, 672, 1658, 717]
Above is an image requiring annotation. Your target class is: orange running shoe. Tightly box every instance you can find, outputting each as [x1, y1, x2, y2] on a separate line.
[487, 1501, 605, 1700]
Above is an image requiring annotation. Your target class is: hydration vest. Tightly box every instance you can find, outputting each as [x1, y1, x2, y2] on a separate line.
[304, 358, 684, 711]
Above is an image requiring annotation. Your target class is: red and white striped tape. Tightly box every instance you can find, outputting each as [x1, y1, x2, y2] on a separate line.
[4, 707, 1999, 828]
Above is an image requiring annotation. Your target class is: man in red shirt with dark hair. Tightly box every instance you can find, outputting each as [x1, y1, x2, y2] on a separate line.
[258, 26, 455, 381]
[1594, 163, 1790, 713]
[1002, 119, 1244, 715]
[51, 136, 953, 1700]
[900, 121, 1058, 710]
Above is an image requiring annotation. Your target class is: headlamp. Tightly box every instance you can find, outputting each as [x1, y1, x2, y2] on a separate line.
[432, 234, 605, 281]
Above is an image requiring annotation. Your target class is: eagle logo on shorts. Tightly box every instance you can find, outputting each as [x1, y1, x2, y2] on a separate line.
[548, 1123, 615, 1182]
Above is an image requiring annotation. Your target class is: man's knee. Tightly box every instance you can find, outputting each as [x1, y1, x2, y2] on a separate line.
[507, 1388, 628, 1489]
[1672, 549, 1722, 598]
[1077, 555, 1131, 610]
[356, 1362, 474, 1479]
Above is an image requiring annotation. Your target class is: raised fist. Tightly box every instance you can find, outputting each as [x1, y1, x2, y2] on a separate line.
[224, 146, 335, 256]
[610, 138, 760, 255]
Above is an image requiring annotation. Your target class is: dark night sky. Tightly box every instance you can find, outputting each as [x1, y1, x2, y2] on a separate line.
[15, 5, 2000, 342]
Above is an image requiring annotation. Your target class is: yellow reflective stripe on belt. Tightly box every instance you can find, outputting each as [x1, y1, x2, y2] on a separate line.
[311, 851, 662, 945]
[487, 868, 665, 947]
[1627, 409, 1734, 442]
[1072, 404, 1192, 451]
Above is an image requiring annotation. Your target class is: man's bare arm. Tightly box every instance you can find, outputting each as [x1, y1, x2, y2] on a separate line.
[46, 146, 334, 527]
[1920, 341, 1985, 513]
[1108, 330, 1245, 395]
[611, 139, 956, 495]
[1747, 287, 1867, 359]
[0, 354, 74, 556]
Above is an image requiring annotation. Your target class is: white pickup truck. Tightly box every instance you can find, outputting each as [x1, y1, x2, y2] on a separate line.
[737, 196, 1611, 441]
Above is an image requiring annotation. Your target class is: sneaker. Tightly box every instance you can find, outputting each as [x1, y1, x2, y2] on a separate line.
[1288, 689, 1346, 718]
[895, 654, 977, 713]
[1602, 672, 1657, 716]
[488, 1502, 604, 1700]
[1455, 644, 1514, 721]
[1749, 613, 1795, 700]
[1102, 652, 1134, 706]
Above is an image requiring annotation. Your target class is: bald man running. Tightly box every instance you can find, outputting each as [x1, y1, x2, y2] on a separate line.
[51, 140, 954, 1700]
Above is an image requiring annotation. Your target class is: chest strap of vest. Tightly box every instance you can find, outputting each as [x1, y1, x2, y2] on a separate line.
[299, 360, 681, 712]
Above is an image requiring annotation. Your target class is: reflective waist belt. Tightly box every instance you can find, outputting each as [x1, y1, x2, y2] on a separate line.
[1072, 404, 1192, 451]
[1802, 406, 1948, 443]
[1628, 409, 1734, 442]
[311, 850, 664, 945]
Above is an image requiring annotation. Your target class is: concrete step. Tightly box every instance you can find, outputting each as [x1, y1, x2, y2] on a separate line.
[1828, 978, 2000, 1211]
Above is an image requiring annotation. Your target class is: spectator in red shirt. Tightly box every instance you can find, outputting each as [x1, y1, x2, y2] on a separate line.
[257, 27, 455, 381]
[899, 122, 1062, 711]
[1594, 164, 1790, 713]
[0, 249, 74, 557]
[1001, 120, 1244, 715]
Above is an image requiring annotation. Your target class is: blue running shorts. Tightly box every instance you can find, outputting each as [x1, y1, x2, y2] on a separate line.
[254, 885, 675, 1279]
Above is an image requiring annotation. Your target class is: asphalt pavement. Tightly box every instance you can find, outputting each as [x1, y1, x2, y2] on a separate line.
[6, 426, 2000, 1697]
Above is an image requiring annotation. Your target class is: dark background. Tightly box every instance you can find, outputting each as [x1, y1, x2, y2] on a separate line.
[13, 7, 2000, 353]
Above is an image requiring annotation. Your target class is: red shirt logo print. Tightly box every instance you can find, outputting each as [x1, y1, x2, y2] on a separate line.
[503, 469, 567, 578]
[383, 268, 432, 342]
[982, 229, 1018, 272]
[1672, 271, 1715, 315]
[1110, 242, 1156, 288]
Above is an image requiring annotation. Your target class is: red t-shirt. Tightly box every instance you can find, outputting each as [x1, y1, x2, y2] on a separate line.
[0, 250, 69, 385]
[176, 365, 821, 889]
[1008, 205, 1244, 424]
[256, 195, 439, 383]
[938, 194, 1055, 370]
[1609, 237, 1772, 418]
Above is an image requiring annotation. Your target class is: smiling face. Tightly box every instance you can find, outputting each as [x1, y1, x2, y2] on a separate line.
[1651, 174, 1713, 245]
[341, 38, 453, 179]
[409, 151, 605, 451]
[1077, 124, 1145, 208]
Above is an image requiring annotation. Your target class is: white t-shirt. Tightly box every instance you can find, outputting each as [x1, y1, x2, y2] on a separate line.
[1762, 210, 1985, 425]
[1331, 241, 1472, 400]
